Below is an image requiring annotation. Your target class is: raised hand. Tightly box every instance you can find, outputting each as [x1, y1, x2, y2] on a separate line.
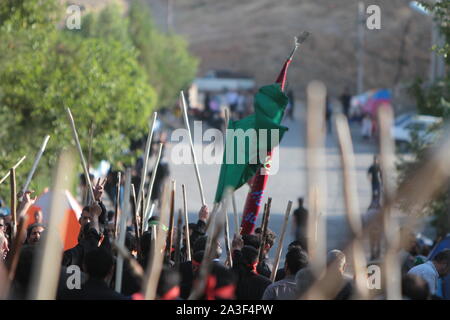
[93, 178, 107, 201]
[198, 205, 209, 222]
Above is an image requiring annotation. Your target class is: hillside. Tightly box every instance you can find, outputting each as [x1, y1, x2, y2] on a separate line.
[147, 0, 432, 99]
[65, 0, 433, 100]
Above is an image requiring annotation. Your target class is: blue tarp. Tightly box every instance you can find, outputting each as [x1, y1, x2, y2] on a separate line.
[428, 234, 450, 299]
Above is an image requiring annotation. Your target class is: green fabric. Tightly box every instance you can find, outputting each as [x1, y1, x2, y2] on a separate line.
[214, 83, 289, 203]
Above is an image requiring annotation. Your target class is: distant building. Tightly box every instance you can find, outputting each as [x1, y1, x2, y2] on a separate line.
[190, 69, 255, 110]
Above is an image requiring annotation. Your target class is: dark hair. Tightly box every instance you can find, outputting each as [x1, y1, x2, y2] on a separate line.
[157, 265, 180, 299]
[285, 247, 309, 274]
[84, 248, 114, 279]
[255, 227, 276, 248]
[433, 249, 450, 264]
[240, 245, 259, 265]
[125, 232, 137, 252]
[26, 223, 45, 239]
[242, 234, 260, 249]
[192, 236, 222, 259]
[288, 240, 303, 250]
[402, 274, 430, 300]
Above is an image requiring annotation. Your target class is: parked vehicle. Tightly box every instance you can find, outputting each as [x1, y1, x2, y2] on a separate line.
[392, 114, 442, 153]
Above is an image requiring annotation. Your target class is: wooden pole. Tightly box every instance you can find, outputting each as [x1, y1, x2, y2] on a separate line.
[180, 91, 206, 206]
[9, 168, 17, 241]
[66, 107, 95, 203]
[335, 114, 369, 299]
[232, 193, 239, 235]
[0, 156, 26, 186]
[143, 180, 171, 299]
[167, 180, 176, 259]
[182, 184, 191, 261]
[306, 81, 327, 276]
[136, 112, 158, 224]
[378, 106, 401, 300]
[174, 209, 183, 269]
[258, 198, 272, 263]
[115, 168, 132, 293]
[188, 189, 228, 300]
[270, 200, 293, 282]
[131, 184, 141, 245]
[22, 135, 50, 194]
[143, 142, 164, 229]
[30, 150, 75, 300]
[224, 202, 233, 267]
[114, 171, 121, 239]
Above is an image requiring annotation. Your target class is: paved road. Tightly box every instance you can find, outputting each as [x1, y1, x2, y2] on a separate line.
[165, 101, 379, 259]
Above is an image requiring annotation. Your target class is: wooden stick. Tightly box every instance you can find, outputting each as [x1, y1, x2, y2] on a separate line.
[22, 135, 50, 194]
[335, 114, 369, 299]
[136, 112, 158, 225]
[0, 155, 26, 185]
[258, 198, 272, 263]
[180, 91, 206, 206]
[204, 202, 219, 233]
[10, 168, 17, 241]
[305, 81, 327, 276]
[131, 184, 141, 244]
[223, 201, 233, 267]
[232, 193, 239, 236]
[378, 106, 401, 300]
[167, 180, 176, 259]
[174, 209, 183, 269]
[188, 189, 228, 300]
[270, 200, 293, 282]
[115, 168, 132, 293]
[143, 142, 164, 229]
[66, 107, 95, 203]
[143, 180, 171, 299]
[182, 184, 191, 261]
[114, 171, 121, 239]
[30, 150, 75, 300]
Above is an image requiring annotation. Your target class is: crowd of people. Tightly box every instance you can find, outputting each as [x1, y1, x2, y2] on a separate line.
[1, 173, 449, 301]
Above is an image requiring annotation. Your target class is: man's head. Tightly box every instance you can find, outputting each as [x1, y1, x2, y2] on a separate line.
[284, 247, 309, 276]
[373, 155, 379, 164]
[327, 249, 346, 275]
[83, 248, 114, 280]
[402, 274, 430, 300]
[79, 206, 91, 227]
[193, 236, 222, 259]
[288, 240, 304, 251]
[34, 210, 43, 224]
[242, 234, 260, 250]
[26, 223, 45, 245]
[432, 249, 450, 277]
[298, 197, 304, 207]
[254, 227, 276, 255]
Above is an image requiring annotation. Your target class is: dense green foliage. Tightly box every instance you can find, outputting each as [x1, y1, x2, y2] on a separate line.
[0, 0, 197, 201]
[399, 1, 450, 237]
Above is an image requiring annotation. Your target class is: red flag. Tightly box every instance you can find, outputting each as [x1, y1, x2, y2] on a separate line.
[240, 34, 308, 235]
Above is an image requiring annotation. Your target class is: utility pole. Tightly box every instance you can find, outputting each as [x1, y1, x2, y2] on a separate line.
[357, 2, 365, 95]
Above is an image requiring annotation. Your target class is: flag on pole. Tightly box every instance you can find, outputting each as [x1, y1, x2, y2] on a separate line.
[214, 84, 289, 204]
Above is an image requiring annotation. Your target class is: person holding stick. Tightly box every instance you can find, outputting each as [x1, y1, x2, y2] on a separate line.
[254, 227, 277, 278]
